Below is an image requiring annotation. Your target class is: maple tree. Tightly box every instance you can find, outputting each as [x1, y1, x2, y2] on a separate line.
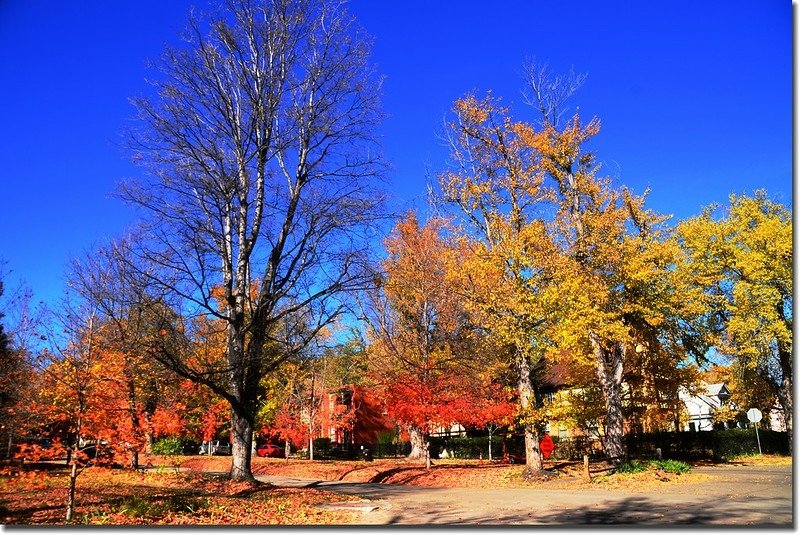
[25, 303, 108, 522]
[68, 249, 197, 462]
[362, 214, 498, 464]
[677, 191, 792, 451]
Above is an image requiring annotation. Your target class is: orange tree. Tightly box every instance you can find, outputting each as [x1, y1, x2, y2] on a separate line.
[361, 214, 501, 462]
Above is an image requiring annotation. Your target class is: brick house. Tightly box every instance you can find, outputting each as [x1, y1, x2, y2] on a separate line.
[316, 385, 394, 445]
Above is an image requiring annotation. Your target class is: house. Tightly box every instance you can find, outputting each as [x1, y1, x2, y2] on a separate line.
[679, 382, 788, 432]
[679, 383, 737, 432]
[316, 385, 394, 445]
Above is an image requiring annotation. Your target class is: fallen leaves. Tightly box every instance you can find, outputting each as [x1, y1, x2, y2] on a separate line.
[1, 465, 360, 526]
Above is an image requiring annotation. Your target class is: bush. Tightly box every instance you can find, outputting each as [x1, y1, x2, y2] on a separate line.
[312, 437, 331, 451]
[151, 438, 183, 456]
[428, 436, 505, 459]
[653, 459, 691, 474]
[712, 428, 789, 460]
[616, 460, 650, 473]
[616, 459, 691, 475]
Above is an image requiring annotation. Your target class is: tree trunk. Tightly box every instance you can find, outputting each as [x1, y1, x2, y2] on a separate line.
[776, 344, 793, 456]
[516, 349, 543, 474]
[590, 333, 625, 463]
[230, 407, 255, 481]
[407, 425, 425, 460]
[66, 451, 78, 523]
[777, 373, 792, 455]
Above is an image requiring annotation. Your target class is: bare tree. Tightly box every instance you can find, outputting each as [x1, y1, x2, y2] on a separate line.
[120, 0, 385, 480]
[521, 58, 586, 128]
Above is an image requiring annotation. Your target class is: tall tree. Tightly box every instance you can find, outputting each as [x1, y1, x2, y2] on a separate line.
[362, 214, 489, 463]
[523, 62, 707, 461]
[120, 0, 384, 480]
[677, 191, 792, 451]
[441, 64, 700, 465]
[439, 92, 578, 473]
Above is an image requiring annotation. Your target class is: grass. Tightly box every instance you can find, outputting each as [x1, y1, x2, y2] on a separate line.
[729, 453, 792, 465]
[115, 494, 210, 519]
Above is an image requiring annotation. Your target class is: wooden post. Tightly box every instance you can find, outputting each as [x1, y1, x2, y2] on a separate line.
[583, 454, 590, 482]
[425, 442, 431, 470]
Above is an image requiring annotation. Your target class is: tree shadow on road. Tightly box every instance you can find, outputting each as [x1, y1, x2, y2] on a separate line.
[378, 493, 792, 527]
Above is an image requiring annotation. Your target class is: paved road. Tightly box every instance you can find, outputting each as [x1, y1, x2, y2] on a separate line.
[256, 464, 792, 526]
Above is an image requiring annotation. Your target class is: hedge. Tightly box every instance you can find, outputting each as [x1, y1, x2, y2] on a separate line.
[151, 437, 183, 456]
[626, 429, 789, 461]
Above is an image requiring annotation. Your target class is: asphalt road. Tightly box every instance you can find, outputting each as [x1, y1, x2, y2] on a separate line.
[256, 464, 793, 526]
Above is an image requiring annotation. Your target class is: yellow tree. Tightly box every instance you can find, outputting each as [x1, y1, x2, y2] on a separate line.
[439, 94, 576, 473]
[441, 68, 702, 463]
[522, 62, 709, 460]
[677, 191, 792, 450]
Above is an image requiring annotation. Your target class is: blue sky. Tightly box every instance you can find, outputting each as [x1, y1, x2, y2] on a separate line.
[0, 0, 791, 309]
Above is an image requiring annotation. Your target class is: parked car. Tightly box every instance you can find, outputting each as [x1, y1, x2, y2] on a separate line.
[256, 443, 285, 458]
[199, 440, 231, 455]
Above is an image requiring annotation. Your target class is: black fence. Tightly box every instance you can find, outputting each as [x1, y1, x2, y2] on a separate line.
[308, 429, 788, 462]
[311, 440, 411, 460]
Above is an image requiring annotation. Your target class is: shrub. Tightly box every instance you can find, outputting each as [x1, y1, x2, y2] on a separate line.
[615, 460, 650, 473]
[615, 459, 691, 475]
[712, 428, 788, 460]
[117, 495, 208, 519]
[427, 436, 506, 459]
[151, 438, 183, 456]
[625, 429, 788, 461]
[653, 459, 691, 474]
[312, 437, 331, 449]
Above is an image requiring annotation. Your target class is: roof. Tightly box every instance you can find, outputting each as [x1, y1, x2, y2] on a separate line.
[704, 383, 731, 397]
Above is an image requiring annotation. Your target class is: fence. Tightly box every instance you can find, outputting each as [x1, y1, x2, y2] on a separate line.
[309, 429, 788, 462]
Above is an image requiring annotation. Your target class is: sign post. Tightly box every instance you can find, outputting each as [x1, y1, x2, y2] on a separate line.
[746, 408, 763, 455]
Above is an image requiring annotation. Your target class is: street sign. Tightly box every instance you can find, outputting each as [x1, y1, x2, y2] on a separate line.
[747, 408, 763, 423]
[747, 408, 763, 455]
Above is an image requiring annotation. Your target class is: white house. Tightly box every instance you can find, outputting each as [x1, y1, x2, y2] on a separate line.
[679, 383, 738, 432]
[679, 382, 787, 432]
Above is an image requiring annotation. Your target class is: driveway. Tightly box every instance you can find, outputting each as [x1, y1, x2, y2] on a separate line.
[256, 464, 792, 526]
